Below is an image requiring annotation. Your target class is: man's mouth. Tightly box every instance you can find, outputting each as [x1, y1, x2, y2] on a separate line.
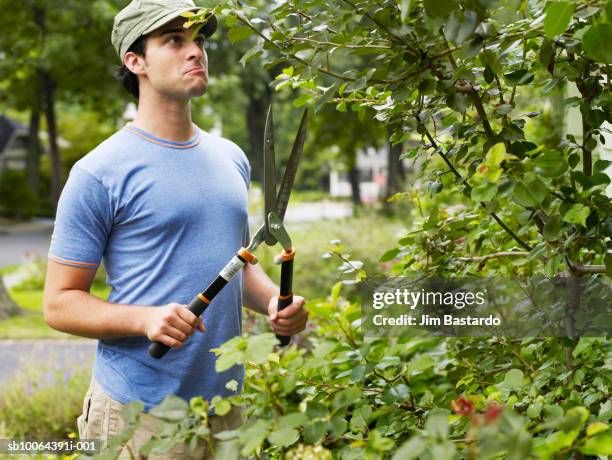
[185, 67, 206, 75]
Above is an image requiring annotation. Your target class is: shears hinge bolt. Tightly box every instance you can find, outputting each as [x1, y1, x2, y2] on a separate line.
[271, 223, 282, 231]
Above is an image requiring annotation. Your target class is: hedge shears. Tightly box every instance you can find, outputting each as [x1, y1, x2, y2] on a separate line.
[149, 107, 307, 359]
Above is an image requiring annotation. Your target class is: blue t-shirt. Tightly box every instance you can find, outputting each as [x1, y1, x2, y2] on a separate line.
[48, 124, 250, 411]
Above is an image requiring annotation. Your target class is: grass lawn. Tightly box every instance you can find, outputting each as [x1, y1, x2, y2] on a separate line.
[0, 286, 110, 339]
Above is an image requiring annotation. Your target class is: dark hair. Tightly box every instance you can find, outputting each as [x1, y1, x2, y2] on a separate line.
[115, 35, 147, 99]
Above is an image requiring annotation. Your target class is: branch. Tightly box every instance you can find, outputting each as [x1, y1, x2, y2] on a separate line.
[419, 121, 534, 252]
[338, 0, 420, 56]
[566, 256, 606, 274]
[456, 251, 530, 262]
[235, 14, 422, 85]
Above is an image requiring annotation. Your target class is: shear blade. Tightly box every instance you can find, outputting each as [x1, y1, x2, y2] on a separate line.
[263, 105, 277, 245]
[276, 109, 307, 220]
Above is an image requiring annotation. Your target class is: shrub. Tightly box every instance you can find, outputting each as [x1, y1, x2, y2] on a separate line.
[0, 358, 91, 439]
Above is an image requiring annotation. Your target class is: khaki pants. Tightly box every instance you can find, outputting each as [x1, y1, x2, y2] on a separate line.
[77, 378, 244, 460]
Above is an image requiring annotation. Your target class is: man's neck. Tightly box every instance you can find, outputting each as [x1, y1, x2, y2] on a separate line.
[131, 90, 195, 142]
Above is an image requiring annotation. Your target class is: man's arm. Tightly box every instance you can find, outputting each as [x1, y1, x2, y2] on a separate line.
[43, 260, 204, 348]
[242, 262, 309, 336]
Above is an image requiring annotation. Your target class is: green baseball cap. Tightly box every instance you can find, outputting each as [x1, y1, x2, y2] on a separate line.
[112, 0, 218, 62]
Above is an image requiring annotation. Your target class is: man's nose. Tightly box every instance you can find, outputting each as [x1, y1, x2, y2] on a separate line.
[187, 40, 204, 61]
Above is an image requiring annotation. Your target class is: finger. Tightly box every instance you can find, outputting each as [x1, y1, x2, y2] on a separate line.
[157, 335, 183, 349]
[196, 318, 206, 333]
[270, 317, 308, 335]
[270, 309, 308, 327]
[175, 305, 201, 328]
[276, 298, 306, 319]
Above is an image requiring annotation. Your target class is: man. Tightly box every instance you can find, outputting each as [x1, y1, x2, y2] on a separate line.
[42, 0, 308, 458]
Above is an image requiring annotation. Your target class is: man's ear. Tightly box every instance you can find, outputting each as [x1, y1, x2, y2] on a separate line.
[124, 52, 146, 76]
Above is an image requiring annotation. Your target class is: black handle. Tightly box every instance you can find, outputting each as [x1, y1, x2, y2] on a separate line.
[276, 256, 293, 347]
[148, 272, 230, 359]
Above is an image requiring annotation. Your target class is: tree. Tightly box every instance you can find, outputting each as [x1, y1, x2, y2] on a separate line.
[0, 0, 128, 211]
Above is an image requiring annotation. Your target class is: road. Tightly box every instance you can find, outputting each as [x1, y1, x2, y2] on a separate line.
[0, 202, 352, 269]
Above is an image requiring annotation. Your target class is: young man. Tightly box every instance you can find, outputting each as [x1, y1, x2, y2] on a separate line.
[42, 1, 308, 458]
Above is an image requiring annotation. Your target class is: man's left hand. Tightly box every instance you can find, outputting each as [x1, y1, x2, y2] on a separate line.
[267, 295, 308, 336]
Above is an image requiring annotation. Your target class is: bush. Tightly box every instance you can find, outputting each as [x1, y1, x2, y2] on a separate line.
[0, 170, 39, 219]
[0, 359, 91, 439]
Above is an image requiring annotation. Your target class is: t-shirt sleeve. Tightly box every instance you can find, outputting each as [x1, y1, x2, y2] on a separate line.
[48, 165, 113, 269]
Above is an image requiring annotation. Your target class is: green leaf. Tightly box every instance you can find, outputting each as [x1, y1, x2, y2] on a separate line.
[267, 427, 299, 447]
[239, 419, 270, 456]
[121, 401, 144, 424]
[533, 150, 568, 177]
[149, 395, 189, 422]
[278, 412, 309, 429]
[380, 248, 400, 262]
[543, 215, 563, 241]
[512, 181, 540, 207]
[246, 333, 279, 363]
[306, 401, 328, 418]
[239, 42, 263, 67]
[586, 422, 609, 437]
[332, 387, 361, 410]
[213, 398, 231, 416]
[409, 354, 435, 372]
[400, 0, 412, 24]
[582, 24, 612, 63]
[303, 420, 327, 444]
[425, 410, 449, 440]
[504, 69, 535, 86]
[471, 182, 497, 202]
[368, 429, 395, 451]
[423, 0, 457, 18]
[527, 402, 543, 419]
[392, 437, 427, 460]
[329, 416, 348, 437]
[606, 1, 612, 22]
[544, 2, 575, 38]
[503, 369, 524, 390]
[484, 65, 495, 83]
[228, 26, 253, 44]
[563, 203, 590, 227]
[580, 431, 612, 455]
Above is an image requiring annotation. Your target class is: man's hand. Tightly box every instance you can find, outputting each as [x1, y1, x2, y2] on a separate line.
[144, 303, 205, 349]
[267, 295, 308, 336]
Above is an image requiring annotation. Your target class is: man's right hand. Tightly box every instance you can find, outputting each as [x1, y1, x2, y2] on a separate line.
[144, 303, 205, 348]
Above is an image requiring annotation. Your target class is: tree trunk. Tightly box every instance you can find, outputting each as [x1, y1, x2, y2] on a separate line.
[385, 140, 403, 200]
[347, 165, 362, 206]
[42, 69, 62, 212]
[0, 281, 22, 320]
[32, 3, 62, 212]
[27, 97, 42, 193]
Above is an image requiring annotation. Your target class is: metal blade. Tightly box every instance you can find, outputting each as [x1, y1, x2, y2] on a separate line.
[276, 109, 307, 220]
[263, 105, 277, 245]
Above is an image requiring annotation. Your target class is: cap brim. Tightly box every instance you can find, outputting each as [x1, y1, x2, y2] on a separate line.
[142, 8, 218, 38]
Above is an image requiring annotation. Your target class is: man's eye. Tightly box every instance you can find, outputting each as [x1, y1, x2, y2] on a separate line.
[168, 36, 182, 43]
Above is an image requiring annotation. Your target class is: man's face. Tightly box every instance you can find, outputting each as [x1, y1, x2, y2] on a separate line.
[133, 17, 209, 100]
